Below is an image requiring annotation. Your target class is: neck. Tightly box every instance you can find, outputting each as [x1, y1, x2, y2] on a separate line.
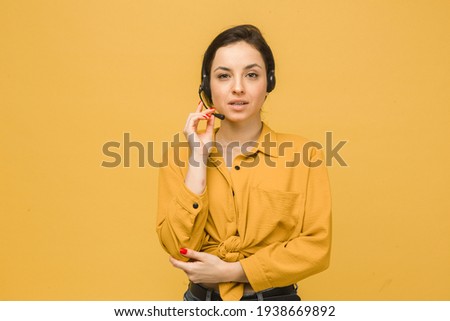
[216, 118, 263, 146]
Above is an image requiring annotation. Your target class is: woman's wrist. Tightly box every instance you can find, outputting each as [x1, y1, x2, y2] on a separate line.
[226, 262, 249, 283]
[184, 155, 207, 195]
[189, 151, 208, 167]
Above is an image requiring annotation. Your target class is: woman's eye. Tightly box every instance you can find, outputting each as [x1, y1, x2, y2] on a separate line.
[247, 73, 259, 78]
[217, 74, 230, 79]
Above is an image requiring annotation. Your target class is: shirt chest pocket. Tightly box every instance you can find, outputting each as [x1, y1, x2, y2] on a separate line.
[245, 187, 305, 244]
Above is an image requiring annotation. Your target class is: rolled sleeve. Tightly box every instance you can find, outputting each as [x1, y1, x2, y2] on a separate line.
[156, 147, 209, 261]
[176, 181, 208, 216]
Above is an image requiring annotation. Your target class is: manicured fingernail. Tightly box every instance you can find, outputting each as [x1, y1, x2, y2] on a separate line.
[179, 248, 187, 255]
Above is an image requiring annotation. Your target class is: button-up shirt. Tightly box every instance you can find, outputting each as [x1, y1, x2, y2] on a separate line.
[156, 122, 332, 300]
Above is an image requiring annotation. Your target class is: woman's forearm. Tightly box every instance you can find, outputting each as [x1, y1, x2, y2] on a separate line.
[184, 153, 208, 195]
[227, 262, 249, 283]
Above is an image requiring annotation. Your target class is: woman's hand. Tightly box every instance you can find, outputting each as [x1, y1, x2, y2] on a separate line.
[169, 248, 248, 284]
[183, 101, 216, 158]
[183, 102, 216, 195]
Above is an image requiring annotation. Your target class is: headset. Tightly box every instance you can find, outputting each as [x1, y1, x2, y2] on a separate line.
[198, 67, 276, 120]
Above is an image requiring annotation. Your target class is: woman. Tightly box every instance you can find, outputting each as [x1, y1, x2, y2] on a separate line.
[156, 25, 331, 301]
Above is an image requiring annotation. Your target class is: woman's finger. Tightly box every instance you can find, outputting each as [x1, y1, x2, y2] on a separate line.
[195, 100, 203, 113]
[205, 111, 215, 134]
[184, 112, 210, 134]
[169, 257, 189, 271]
[179, 248, 205, 261]
[186, 114, 209, 131]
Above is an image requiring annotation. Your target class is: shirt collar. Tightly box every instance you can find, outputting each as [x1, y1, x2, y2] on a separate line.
[209, 122, 279, 159]
[252, 122, 279, 158]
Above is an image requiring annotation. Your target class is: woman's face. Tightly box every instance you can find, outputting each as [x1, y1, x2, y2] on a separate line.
[210, 41, 268, 124]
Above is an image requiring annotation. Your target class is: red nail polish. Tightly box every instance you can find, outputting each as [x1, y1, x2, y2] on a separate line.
[180, 248, 187, 255]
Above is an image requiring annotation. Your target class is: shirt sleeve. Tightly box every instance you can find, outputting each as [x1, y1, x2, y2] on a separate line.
[156, 144, 209, 261]
[240, 147, 332, 291]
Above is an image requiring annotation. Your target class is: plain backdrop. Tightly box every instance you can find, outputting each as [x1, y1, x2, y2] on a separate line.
[1, 0, 449, 300]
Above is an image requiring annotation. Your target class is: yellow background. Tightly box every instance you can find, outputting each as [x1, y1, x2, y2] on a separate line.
[1, 0, 449, 300]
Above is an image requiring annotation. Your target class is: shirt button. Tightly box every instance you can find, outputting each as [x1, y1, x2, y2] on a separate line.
[234, 165, 240, 170]
[193, 202, 199, 209]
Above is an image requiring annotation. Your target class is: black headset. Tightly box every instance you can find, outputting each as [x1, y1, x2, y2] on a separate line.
[198, 68, 276, 109]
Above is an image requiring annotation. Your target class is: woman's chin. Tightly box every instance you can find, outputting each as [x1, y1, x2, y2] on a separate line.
[222, 113, 247, 123]
[224, 114, 262, 125]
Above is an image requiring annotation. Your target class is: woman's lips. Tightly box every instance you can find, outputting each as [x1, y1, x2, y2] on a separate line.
[228, 101, 249, 111]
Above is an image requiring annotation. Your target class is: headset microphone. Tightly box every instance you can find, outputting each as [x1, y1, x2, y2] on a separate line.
[198, 84, 226, 120]
[211, 112, 225, 120]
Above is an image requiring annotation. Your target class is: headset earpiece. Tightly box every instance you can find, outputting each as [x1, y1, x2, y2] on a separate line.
[199, 73, 214, 109]
[200, 73, 213, 107]
[199, 73, 225, 119]
[267, 69, 276, 93]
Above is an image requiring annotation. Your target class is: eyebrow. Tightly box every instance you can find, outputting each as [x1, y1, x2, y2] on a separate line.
[213, 63, 263, 72]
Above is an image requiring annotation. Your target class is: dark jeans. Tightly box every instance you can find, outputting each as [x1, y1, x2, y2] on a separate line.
[183, 284, 301, 301]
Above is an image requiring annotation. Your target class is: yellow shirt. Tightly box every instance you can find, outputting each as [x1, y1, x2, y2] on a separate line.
[156, 122, 332, 300]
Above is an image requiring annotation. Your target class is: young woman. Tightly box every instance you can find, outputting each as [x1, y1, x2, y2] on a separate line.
[157, 25, 331, 301]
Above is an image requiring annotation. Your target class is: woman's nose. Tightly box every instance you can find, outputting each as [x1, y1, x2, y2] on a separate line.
[232, 78, 245, 94]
